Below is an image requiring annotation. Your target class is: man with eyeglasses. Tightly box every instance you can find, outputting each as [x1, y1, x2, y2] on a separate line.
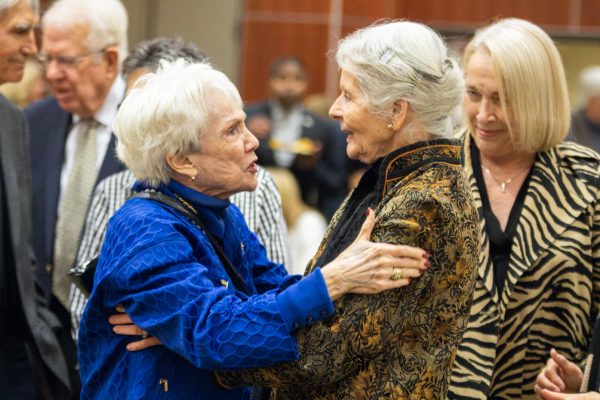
[0, 0, 74, 398]
[24, 0, 128, 394]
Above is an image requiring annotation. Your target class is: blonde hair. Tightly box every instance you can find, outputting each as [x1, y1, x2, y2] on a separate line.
[464, 18, 570, 152]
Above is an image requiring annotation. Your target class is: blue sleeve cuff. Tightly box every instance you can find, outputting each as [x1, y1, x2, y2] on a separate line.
[276, 267, 335, 333]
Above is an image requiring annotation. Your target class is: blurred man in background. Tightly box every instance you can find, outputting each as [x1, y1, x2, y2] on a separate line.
[246, 56, 347, 220]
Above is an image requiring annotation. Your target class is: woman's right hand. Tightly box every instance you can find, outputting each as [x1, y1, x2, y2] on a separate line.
[320, 208, 429, 300]
[535, 348, 584, 397]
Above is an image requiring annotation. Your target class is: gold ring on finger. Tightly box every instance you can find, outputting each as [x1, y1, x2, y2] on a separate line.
[390, 267, 402, 281]
[141, 330, 150, 339]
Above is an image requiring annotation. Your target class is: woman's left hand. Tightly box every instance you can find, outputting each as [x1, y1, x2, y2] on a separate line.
[108, 306, 162, 351]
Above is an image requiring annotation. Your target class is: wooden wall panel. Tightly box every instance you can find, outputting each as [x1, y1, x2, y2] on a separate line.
[240, 21, 330, 102]
[343, 0, 394, 19]
[580, 0, 600, 29]
[241, 0, 600, 104]
[246, 0, 330, 14]
[394, 0, 572, 27]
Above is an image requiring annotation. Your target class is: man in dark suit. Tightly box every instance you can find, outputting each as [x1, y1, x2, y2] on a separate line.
[24, 0, 128, 390]
[246, 56, 348, 220]
[0, 0, 72, 398]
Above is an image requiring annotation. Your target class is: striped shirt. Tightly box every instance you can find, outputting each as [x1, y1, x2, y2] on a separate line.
[69, 167, 291, 337]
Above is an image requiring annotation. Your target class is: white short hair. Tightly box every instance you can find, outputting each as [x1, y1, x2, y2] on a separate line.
[335, 20, 464, 139]
[42, 0, 128, 65]
[114, 59, 242, 187]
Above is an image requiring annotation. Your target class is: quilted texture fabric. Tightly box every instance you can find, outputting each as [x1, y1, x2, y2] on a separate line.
[78, 181, 334, 399]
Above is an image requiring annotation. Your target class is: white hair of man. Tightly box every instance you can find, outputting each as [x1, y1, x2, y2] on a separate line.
[579, 66, 600, 106]
[42, 0, 128, 66]
[335, 20, 464, 139]
[114, 59, 242, 187]
[0, 0, 39, 16]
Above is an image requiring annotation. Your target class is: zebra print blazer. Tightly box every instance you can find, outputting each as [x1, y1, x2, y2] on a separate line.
[449, 134, 600, 400]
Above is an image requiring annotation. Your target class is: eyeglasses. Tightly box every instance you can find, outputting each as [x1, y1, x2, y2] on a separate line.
[36, 49, 106, 70]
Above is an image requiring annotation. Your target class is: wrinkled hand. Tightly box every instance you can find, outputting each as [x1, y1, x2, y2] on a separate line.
[109, 305, 162, 351]
[246, 114, 271, 139]
[535, 349, 584, 397]
[321, 208, 428, 300]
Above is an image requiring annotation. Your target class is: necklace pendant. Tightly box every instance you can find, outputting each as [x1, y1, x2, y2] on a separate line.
[500, 182, 506, 193]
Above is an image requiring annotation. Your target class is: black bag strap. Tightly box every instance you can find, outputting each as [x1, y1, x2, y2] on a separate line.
[132, 191, 250, 295]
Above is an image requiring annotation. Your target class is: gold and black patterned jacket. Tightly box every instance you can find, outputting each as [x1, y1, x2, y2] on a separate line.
[222, 139, 480, 399]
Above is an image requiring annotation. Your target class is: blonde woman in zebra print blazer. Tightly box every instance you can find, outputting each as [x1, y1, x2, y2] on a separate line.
[449, 18, 600, 400]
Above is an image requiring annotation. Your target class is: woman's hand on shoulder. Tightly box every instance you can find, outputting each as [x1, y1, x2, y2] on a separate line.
[320, 208, 429, 301]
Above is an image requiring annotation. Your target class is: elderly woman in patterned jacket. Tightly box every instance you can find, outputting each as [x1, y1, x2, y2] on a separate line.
[215, 20, 481, 399]
[76, 59, 429, 399]
[448, 19, 600, 400]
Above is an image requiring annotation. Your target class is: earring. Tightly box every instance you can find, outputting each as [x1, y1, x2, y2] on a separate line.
[387, 123, 394, 130]
[189, 175, 196, 182]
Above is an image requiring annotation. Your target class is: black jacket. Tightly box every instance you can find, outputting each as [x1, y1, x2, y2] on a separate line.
[0, 94, 71, 398]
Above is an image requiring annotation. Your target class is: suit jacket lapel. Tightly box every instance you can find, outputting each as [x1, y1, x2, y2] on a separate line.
[0, 96, 38, 324]
[97, 133, 124, 183]
[0, 101, 26, 260]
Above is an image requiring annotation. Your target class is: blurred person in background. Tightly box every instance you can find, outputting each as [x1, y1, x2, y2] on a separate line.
[449, 18, 600, 400]
[267, 167, 326, 275]
[304, 92, 367, 193]
[570, 66, 600, 153]
[246, 56, 348, 220]
[0, 0, 72, 398]
[303, 92, 334, 118]
[0, 58, 48, 107]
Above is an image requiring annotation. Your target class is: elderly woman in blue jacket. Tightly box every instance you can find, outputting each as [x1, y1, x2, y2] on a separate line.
[77, 60, 428, 399]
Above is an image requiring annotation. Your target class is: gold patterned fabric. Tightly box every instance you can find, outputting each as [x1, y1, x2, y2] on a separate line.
[220, 139, 480, 399]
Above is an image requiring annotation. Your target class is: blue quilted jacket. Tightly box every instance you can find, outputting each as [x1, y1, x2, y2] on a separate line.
[78, 180, 334, 399]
